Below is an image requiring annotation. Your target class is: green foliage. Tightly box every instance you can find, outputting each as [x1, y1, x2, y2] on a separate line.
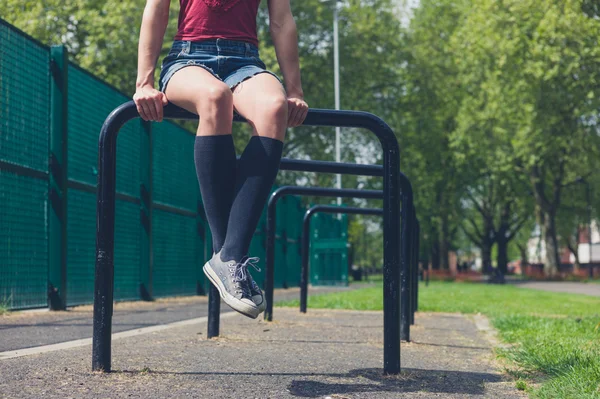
[348, 216, 384, 271]
[3, 0, 600, 271]
[515, 379, 527, 391]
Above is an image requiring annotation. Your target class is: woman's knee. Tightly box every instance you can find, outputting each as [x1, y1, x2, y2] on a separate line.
[195, 83, 233, 115]
[258, 94, 288, 124]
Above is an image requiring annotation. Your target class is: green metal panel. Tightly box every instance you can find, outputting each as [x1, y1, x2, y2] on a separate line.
[68, 64, 142, 197]
[151, 120, 201, 297]
[66, 189, 95, 305]
[67, 193, 141, 305]
[0, 20, 50, 171]
[309, 211, 349, 286]
[248, 222, 267, 289]
[114, 201, 141, 301]
[198, 222, 213, 295]
[139, 121, 152, 299]
[152, 209, 198, 297]
[275, 234, 287, 288]
[152, 121, 197, 211]
[285, 196, 303, 287]
[0, 21, 50, 310]
[276, 194, 287, 234]
[0, 173, 48, 309]
[48, 45, 68, 309]
[286, 241, 301, 287]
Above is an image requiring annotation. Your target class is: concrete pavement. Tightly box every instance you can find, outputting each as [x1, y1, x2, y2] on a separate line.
[0, 308, 524, 398]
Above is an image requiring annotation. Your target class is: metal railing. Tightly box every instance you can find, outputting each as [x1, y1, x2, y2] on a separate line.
[300, 205, 384, 313]
[93, 102, 403, 374]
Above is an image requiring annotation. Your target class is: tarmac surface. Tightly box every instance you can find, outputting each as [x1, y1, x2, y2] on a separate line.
[0, 286, 355, 352]
[512, 281, 600, 297]
[0, 306, 524, 398]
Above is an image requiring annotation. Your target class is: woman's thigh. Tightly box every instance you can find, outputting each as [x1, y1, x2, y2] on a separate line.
[232, 73, 287, 141]
[165, 66, 234, 135]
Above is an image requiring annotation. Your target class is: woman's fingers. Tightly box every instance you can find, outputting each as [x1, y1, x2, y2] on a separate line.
[288, 98, 309, 127]
[153, 96, 164, 122]
[133, 87, 166, 122]
[288, 98, 308, 127]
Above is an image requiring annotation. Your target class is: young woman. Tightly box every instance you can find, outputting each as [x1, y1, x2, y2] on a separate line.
[133, 0, 308, 318]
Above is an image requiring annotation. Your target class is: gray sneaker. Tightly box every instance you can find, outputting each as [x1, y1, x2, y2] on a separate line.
[242, 257, 267, 313]
[203, 252, 260, 319]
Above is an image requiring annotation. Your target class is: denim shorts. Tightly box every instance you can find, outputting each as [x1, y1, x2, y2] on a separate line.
[158, 39, 282, 92]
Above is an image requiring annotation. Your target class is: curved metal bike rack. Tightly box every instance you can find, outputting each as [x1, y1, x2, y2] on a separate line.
[93, 102, 403, 374]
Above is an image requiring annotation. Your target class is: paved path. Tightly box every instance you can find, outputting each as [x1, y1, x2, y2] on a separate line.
[512, 281, 600, 297]
[0, 308, 523, 398]
[0, 285, 362, 352]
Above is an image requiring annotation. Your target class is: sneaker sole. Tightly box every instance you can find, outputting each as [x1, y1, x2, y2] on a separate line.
[252, 294, 267, 314]
[203, 262, 260, 319]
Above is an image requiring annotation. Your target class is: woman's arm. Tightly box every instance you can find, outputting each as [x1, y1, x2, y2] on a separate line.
[268, 0, 308, 127]
[134, 0, 171, 122]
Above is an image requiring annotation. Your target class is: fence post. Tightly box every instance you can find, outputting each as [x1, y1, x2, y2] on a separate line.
[48, 45, 68, 310]
[139, 121, 152, 301]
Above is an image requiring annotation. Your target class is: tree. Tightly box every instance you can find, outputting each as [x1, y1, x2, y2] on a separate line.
[450, 0, 600, 276]
[400, 0, 469, 269]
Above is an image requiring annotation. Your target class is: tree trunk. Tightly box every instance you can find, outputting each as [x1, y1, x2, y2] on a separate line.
[439, 214, 450, 270]
[481, 239, 492, 274]
[517, 243, 528, 266]
[542, 211, 560, 277]
[431, 237, 440, 270]
[566, 235, 580, 273]
[497, 236, 508, 275]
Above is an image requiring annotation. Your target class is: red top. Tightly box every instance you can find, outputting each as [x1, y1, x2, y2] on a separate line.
[174, 0, 262, 46]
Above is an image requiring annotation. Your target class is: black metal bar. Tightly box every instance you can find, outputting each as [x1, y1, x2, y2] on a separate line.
[415, 220, 420, 312]
[301, 206, 383, 313]
[280, 158, 383, 177]
[93, 102, 138, 372]
[0, 160, 49, 180]
[399, 177, 414, 341]
[207, 285, 220, 338]
[266, 186, 383, 321]
[93, 101, 403, 374]
[68, 180, 141, 205]
[410, 207, 416, 326]
[152, 202, 196, 217]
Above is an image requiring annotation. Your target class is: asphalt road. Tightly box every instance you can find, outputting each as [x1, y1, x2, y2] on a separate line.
[0, 309, 524, 398]
[511, 281, 600, 297]
[0, 285, 364, 352]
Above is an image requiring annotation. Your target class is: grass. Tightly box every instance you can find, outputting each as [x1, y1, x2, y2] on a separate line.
[278, 281, 600, 398]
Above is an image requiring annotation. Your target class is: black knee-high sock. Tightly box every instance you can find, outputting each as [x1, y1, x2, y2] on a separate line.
[220, 136, 284, 261]
[194, 135, 237, 253]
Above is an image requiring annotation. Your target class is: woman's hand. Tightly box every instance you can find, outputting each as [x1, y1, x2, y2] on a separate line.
[133, 85, 168, 122]
[287, 96, 308, 127]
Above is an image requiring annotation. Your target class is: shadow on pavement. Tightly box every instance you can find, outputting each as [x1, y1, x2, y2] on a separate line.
[288, 368, 501, 397]
[117, 367, 502, 397]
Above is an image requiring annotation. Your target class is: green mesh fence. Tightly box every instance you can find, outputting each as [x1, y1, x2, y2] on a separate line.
[66, 189, 95, 305]
[68, 64, 142, 196]
[152, 121, 197, 211]
[152, 209, 199, 297]
[285, 196, 303, 287]
[0, 20, 50, 309]
[0, 17, 348, 309]
[151, 121, 204, 296]
[0, 20, 49, 171]
[114, 201, 142, 301]
[0, 172, 48, 308]
[310, 212, 349, 286]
